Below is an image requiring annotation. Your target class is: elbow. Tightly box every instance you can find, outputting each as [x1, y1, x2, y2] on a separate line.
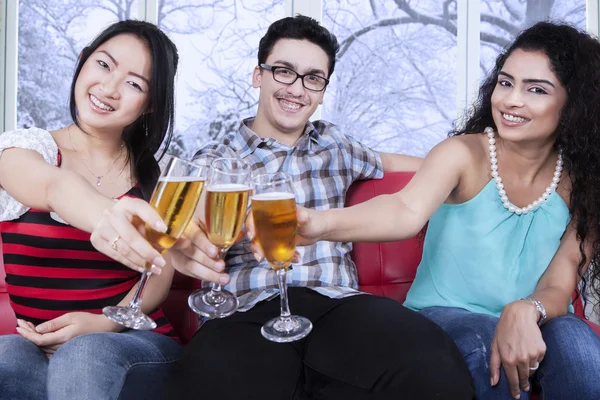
[375, 209, 424, 242]
[45, 174, 65, 212]
[46, 170, 80, 212]
[392, 197, 427, 240]
[405, 218, 426, 240]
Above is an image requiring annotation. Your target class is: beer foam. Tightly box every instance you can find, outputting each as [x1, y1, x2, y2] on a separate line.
[207, 183, 250, 192]
[252, 192, 295, 201]
[159, 177, 205, 183]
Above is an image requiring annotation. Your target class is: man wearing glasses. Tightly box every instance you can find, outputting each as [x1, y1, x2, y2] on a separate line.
[164, 15, 474, 400]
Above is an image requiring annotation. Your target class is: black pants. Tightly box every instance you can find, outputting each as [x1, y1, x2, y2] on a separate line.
[163, 288, 474, 400]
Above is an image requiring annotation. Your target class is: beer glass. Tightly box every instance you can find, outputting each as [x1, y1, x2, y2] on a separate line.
[188, 157, 251, 318]
[252, 172, 312, 342]
[103, 156, 207, 330]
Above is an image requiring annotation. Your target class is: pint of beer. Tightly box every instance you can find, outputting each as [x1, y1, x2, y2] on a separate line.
[252, 192, 297, 270]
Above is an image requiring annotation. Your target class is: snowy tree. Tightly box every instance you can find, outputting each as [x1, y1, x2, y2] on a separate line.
[158, 0, 285, 158]
[17, 0, 585, 158]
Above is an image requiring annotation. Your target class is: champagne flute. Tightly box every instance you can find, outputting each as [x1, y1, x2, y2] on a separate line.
[103, 156, 207, 330]
[252, 172, 312, 342]
[188, 157, 251, 319]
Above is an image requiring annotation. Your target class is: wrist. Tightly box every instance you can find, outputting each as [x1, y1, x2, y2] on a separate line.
[92, 198, 119, 230]
[95, 314, 124, 333]
[520, 296, 547, 326]
[321, 209, 335, 242]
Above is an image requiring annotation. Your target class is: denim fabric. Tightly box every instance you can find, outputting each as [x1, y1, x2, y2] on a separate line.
[0, 330, 180, 400]
[420, 307, 600, 400]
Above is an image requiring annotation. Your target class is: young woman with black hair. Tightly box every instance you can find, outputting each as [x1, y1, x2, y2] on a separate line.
[0, 20, 181, 399]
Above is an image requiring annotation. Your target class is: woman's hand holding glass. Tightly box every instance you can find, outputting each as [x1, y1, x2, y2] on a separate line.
[101, 156, 208, 330]
[249, 204, 323, 263]
[90, 196, 169, 275]
[250, 172, 312, 342]
[91, 192, 231, 289]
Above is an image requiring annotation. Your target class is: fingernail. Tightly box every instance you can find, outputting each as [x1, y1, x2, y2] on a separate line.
[490, 378, 493, 386]
[36, 324, 46, 333]
[153, 256, 166, 267]
[154, 221, 167, 232]
[207, 246, 218, 258]
[16, 327, 23, 333]
[254, 253, 261, 261]
[219, 276, 229, 284]
[150, 265, 163, 275]
[524, 385, 530, 392]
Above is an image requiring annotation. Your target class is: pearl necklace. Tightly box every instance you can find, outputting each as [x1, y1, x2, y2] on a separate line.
[485, 126, 563, 215]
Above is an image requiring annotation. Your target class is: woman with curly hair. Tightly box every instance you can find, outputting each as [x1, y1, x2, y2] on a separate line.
[291, 21, 600, 399]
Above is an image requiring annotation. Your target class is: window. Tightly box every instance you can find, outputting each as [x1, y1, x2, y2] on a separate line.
[321, 0, 458, 156]
[17, 0, 140, 130]
[480, 0, 586, 74]
[158, 0, 285, 157]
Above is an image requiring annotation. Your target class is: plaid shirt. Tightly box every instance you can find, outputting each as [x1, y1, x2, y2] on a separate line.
[193, 118, 383, 311]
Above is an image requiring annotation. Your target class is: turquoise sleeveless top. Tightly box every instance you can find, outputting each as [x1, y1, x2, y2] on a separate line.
[404, 179, 571, 317]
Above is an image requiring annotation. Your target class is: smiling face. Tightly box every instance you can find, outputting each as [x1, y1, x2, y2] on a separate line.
[491, 49, 567, 144]
[74, 33, 152, 133]
[252, 39, 329, 143]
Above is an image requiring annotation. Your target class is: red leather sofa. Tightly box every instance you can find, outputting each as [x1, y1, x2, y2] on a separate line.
[1, 172, 599, 391]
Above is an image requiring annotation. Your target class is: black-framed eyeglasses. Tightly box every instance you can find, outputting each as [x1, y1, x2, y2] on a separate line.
[259, 63, 329, 92]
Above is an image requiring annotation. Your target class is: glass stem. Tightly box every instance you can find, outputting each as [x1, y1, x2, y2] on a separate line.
[129, 270, 152, 310]
[211, 247, 228, 293]
[276, 268, 291, 319]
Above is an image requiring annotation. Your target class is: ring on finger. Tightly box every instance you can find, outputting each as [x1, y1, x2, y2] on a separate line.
[110, 236, 121, 251]
[529, 361, 539, 371]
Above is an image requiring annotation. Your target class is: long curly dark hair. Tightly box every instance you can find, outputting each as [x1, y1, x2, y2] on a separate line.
[451, 21, 600, 310]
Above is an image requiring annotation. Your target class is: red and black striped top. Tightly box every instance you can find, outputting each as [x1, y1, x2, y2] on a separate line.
[0, 153, 177, 340]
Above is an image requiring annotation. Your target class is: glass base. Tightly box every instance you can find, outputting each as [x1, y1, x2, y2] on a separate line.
[102, 306, 157, 331]
[261, 315, 312, 343]
[188, 288, 239, 319]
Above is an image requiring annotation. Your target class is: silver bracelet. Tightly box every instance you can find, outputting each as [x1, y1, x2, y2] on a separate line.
[521, 296, 547, 326]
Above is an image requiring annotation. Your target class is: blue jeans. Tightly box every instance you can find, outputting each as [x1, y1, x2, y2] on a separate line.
[0, 330, 181, 400]
[420, 307, 600, 400]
